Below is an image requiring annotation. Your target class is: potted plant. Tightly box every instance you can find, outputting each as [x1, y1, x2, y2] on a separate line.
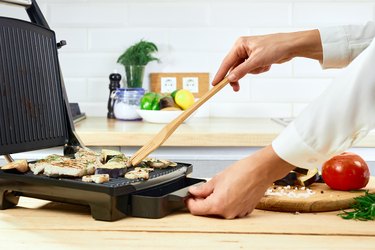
[117, 40, 159, 88]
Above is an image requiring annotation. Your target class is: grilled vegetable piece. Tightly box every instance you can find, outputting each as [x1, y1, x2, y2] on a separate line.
[293, 167, 309, 175]
[82, 174, 110, 184]
[125, 167, 153, 180]
[315, 174, 325, 183]
[95, 162, 127, 178]
[75, 147, 101, 159]
[1, 160, 29, 173]
[95, 154, 127, 178]
[143, 158, 177, 169]
[101, 149, 124, 162]
[274, 172, 297, 186]
[297, 168, 319, 187]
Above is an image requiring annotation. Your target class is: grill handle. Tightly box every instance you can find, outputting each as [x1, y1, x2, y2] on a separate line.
[0, 0, 31, 7]
[167, 180, 203, 202]
[130, 177, 205, 218]
[0, 0, 49, 29]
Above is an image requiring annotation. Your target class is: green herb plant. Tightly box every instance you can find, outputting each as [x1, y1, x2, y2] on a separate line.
[117, 40, 159, 66]
[338, 191, 375, 221]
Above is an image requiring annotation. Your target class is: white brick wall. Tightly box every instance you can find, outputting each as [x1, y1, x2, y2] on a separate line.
[1, 0, 375, 117]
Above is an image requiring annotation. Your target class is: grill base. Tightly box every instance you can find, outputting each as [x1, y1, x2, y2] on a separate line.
[0, 175, 204, 221]
[0, 162, 204, 221]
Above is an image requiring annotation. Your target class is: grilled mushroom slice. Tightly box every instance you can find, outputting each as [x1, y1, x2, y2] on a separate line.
[82, 174, 110, 184]
[125, 167, 153, 180]
[1, 160, 29, 173]
[143, 158, 177, 169]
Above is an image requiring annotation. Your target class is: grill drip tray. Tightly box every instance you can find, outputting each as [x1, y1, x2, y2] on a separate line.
[0, 163, 204, 221]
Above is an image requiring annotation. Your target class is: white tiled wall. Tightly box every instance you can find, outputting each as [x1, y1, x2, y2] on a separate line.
[1, 0, 375, 117]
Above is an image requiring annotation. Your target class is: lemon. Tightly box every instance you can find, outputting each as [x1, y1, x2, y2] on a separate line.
[171, 89, 179, 99]
[174, 89, 195, 110]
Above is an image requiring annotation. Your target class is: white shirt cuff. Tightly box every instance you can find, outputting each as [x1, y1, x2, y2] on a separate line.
[272, 122, 331, 169]
[319, 26, 350, 69]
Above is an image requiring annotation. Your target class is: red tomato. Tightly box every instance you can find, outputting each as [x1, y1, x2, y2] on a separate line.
[322, 152, 370, 191]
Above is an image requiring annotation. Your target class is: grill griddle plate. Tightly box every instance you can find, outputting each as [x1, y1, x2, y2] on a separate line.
[0, 163, 204, 221]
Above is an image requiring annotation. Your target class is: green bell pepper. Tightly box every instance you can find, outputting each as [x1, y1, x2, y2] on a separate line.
[140, 92, 163, 110]
[140, 92, 156, 110]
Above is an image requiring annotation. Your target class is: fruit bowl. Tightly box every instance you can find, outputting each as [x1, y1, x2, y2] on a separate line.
[136, 109, 185, 124]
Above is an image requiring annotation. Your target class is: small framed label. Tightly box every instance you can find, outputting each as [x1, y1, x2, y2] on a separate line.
[160, 77, 177, 93]
[182, 77, 199, 93]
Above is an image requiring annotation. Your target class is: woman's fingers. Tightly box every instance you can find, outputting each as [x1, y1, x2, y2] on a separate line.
[188, 179, 215, 198]
[185, 197, 214, 216]
[212, 51, 241, 86]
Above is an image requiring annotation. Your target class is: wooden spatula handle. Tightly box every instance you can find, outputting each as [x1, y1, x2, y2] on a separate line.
[168, 77, 229, 126]
[129, 77, 230, 166]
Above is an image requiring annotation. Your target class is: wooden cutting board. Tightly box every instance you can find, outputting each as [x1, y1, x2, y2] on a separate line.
[256, 177, 375, 213]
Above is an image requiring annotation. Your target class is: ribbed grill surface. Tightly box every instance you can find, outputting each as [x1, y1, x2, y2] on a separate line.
[0, 17, 68, 154]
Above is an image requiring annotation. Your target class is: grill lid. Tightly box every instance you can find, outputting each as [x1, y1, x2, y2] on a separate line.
[0, 11, 79, 155]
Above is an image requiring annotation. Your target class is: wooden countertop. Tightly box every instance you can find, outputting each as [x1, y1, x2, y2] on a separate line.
[74, 117, 375, 147]
[74, 117, 282, 147]
[1, 190, 374, 249]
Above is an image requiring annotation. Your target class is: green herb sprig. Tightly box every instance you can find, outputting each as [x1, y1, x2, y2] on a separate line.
[338, 191, 375, 221]
[117, 40, 159, 66]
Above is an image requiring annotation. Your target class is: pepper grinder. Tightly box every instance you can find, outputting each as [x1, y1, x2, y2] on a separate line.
[107, 72, 122, 119]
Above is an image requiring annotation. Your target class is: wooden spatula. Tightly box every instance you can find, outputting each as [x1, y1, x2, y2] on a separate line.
[128, 77, 230, 166]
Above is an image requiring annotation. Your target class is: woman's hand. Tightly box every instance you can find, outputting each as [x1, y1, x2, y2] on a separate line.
[213, 30, 323, 91]
[185, 145, 295, 219]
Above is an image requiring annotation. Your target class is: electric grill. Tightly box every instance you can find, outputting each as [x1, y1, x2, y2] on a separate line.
[0, 0, 203, 221]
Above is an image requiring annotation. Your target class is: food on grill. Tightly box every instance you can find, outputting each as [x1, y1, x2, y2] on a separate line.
[125, 167, 154, 180]
[43, 159, 89, 177]
[29, 149, 101, 177]
[143, 158, 177, 169]
[95, 154, 128, 178]
[29, 154, 69, 175]
[101, 149, 124, 162]
[24, 147, 178, 182]
[1, 160, 29, 173]
[74, 147, 103, 174]
[82, 174, 110, 184]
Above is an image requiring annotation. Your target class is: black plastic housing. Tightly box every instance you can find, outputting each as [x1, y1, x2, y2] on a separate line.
[0, 164, 204, 221]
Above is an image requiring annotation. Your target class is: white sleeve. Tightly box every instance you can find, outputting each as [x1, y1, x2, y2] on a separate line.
[272, 37, 375, 169]
[319, 21, 375, 69]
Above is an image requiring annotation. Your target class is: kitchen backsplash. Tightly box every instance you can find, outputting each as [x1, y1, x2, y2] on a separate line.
[1, 0, 374, 118]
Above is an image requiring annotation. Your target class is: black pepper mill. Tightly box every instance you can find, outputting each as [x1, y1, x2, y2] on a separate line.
[107, 72, 122, 119]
